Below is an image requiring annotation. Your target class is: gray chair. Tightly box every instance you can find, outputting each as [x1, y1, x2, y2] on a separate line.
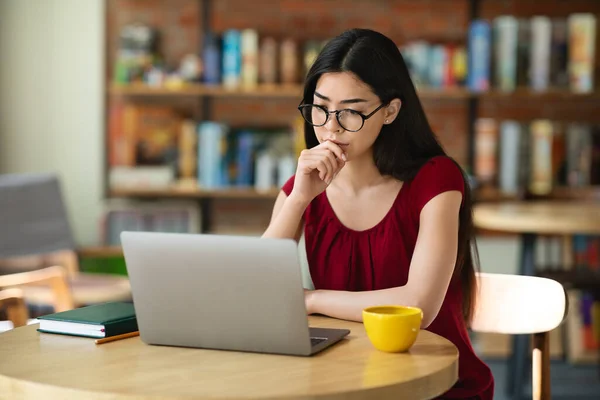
[0, 173, 130, 312]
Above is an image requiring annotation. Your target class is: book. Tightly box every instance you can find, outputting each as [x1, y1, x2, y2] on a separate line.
[530, 16, 552, 92]
[568, 13, 596, 93]
[468, 20, 491, 92]
[37, 302, 137, 338]
[493, 16, 518, 92]
[498, 120, 522, 195]
[529, 119, 554, 195]
[474, 118, 498, 184]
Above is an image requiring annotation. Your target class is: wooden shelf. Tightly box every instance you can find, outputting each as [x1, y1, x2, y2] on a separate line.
[109, 83, 600, 100]
[109, 83, 303, 98]
[109, 186, 280, 200]
[109, 83, 472, 99]
[108, 185, 599, 202]
[480, 88, 600, 100]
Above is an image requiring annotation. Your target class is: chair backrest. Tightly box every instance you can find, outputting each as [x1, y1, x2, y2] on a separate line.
[0, 174, 74, 260]
[471, 272, 567, 334]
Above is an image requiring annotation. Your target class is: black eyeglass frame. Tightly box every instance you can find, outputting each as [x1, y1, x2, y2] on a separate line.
[297, 102, 388, 132]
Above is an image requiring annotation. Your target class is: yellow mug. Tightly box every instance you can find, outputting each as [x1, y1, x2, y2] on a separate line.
[362, 305, 423, 353]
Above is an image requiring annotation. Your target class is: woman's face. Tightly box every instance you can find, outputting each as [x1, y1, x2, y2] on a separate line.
[312, 72, 388, 160]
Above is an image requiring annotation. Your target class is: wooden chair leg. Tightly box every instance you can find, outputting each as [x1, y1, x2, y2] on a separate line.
[0, 288, 29, 328]
[533, 331, 551, 400]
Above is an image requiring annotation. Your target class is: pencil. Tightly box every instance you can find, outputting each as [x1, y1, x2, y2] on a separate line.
[95, 331, 140, 345]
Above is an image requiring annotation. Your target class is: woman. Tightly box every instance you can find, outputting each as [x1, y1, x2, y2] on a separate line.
[263, 28, 493, 399]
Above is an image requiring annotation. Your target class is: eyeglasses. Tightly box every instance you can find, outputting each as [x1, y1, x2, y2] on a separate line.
[297, 103, 387, 132]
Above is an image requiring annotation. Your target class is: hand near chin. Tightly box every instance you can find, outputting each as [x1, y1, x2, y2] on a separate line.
[290, 141, 346, 204]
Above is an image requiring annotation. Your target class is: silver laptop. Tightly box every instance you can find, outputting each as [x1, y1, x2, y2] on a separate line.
[121, 231, 350, 356]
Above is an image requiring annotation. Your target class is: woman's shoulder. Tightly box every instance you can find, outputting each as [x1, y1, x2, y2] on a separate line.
[281, 175, 295, 196]
[412, 155, 465, 189]
[406, 155, 466, 215]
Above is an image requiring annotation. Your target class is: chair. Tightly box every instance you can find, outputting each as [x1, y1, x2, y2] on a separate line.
[0, 266, 74, 331]
[471, 272, 567, 400]
[0, 288, 28, 328]
[0, 173, 131, 313]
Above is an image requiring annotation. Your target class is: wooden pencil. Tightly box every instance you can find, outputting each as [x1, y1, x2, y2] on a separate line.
[95, 331, 139, 345]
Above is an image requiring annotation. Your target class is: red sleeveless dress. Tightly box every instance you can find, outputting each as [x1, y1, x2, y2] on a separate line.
[282, 156, 494, 399]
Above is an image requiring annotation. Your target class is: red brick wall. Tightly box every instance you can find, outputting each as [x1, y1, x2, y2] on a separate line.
[211, 0, 469, 42]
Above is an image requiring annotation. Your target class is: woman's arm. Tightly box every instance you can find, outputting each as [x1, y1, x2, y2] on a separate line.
[306, 190, 462, 328]
[262, 191, 306, 241]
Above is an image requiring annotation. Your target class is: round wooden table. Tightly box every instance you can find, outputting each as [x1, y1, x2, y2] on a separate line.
[0, 316, 458, 400]
[474, 200, 600, 398]
[474, 201, 600, 235]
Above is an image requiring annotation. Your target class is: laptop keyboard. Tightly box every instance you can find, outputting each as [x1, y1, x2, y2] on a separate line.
[311, 337, 327, 346]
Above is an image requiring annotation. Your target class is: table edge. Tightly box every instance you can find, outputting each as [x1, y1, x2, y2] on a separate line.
[1, 323, 459, 400]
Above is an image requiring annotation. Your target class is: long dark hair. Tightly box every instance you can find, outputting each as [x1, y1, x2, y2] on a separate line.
[301, 28, 480, 324]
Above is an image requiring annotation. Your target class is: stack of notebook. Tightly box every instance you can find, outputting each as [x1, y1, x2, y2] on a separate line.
[37, 302, 137, 338]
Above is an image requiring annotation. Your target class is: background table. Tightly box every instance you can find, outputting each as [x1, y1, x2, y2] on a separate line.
[474, 200, 600, 399]
[0, 316, 458, 400]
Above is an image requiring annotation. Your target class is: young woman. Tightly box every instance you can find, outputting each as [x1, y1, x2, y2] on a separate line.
[263, 28, 493, 399]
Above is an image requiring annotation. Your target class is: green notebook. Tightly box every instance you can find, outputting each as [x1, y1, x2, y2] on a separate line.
[37, 302, 137, 338]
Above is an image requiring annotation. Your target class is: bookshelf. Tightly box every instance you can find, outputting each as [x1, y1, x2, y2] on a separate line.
[104, 0, 600, 235]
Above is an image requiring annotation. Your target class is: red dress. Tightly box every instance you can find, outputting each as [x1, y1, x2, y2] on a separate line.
[282, 156, 494, 399]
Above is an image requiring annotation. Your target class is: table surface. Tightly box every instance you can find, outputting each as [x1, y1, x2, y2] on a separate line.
[474, 201, 600, 235]
[0, 316, 458, 400]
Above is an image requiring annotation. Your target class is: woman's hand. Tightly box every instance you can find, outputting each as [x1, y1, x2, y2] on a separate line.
[290, 141, 346, 204]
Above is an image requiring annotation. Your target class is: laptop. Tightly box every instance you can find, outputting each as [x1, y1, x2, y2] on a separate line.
[120, 231, 350, 356]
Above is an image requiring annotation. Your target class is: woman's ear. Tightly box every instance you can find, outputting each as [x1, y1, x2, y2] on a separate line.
[384, 99, 402, 124]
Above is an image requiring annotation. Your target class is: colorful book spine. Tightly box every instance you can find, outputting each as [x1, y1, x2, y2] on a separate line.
[198, 122, 227, 188]
[451, 46, 467, 86]
[202, 31, 221, 84]
[566, 124, 593, 187]
[428, 45, 446, 88]
[222, 29, 242, 89]
[550, 18, 569, 88]
[235, 131, 254, 186]
[529, 119, 554, 195]
[410, 41, 430, 88]
[494, 16, 518, 92]
[530, 16, 552, 92]
[516, 19, 531, 87]
[468, 20, 491, 92]
[241, 29, 259, 89]
[178, 120, 197, 182]
[474, 118, 498, 184]
[259, 37, 278, 84]
[568, 13, 596, 93]
[498, 120, 521, 195]
[280, 38, 299, 84]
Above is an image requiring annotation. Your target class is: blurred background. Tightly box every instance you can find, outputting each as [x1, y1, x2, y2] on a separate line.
[0, 1, 599, 399]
